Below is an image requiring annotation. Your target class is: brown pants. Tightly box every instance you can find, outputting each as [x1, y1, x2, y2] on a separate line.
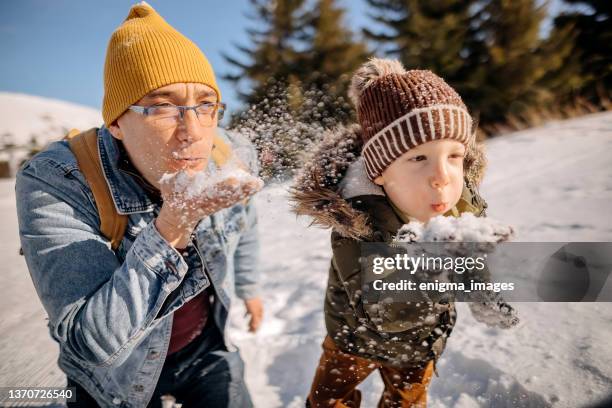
[307, 336, 434, 408]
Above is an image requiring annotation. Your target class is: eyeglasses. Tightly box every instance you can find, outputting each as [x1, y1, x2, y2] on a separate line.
[128, 101, 226, 128]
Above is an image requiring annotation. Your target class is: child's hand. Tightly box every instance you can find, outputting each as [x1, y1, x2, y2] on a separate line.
[468, 300, 520, 329]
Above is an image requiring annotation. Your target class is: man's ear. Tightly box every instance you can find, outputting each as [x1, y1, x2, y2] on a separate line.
[107, 121, 124, 140]
[373, 175, 385, 186]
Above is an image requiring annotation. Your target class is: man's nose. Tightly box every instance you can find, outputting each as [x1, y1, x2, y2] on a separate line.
[430, 160, 450, 189]
[176, 109, 203, 143]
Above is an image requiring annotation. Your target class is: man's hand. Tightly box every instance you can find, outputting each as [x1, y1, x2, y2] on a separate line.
[156, 173, 262, 248]
[244, 297, 263, 332]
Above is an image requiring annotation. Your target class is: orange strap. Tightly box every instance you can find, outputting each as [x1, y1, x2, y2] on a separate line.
[66, 128, 128, 251]
[211, 130, 232, 167]
[66, 128, 234, 251]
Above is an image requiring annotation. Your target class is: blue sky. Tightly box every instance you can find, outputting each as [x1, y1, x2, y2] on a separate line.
[0, 0, 566, 117]
[0, 0, 369, 117]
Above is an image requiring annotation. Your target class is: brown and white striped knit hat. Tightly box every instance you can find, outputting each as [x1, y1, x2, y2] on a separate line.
[349, 58, 474, 180]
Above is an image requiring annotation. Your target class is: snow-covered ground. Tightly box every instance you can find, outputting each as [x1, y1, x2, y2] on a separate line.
[0, 95, 611, 407]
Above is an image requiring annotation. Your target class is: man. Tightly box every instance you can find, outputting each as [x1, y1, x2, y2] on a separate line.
[15, 3, 262, 407]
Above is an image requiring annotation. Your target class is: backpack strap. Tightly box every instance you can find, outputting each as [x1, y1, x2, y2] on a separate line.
[211, 131, 251, 206]
[211, 131, 232, 167]
[66, 128, 128, 251]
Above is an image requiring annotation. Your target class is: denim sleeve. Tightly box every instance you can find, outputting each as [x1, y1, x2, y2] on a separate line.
[233, 198, 261, 300]
[16, 159, 188, 368]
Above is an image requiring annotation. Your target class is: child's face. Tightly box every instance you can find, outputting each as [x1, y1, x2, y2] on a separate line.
[373, 139, 466, 223]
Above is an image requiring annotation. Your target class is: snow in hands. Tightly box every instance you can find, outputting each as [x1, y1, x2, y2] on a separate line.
[161, 160, 263, 200]
[396, 212, 515, 244]
[159, 156, 264, 218]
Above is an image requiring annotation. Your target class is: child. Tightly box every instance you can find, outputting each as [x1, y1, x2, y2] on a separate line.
[291, 58, 491, 407]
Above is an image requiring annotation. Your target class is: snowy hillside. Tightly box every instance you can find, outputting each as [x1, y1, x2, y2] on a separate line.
[0, 96, 611, 407]
[0, 92, 101, 147]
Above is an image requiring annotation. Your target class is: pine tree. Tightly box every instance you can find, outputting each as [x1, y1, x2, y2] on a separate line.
[467, 0, 553, 124]
[533, 19, 584, 108]
[225, 0, 368, 124]
[364, 0, 476, 83]
[296, 0, 370, 126]
[223, 0, 308, 180]
[364, 0, 578, 129]
[223, 0, 306, 108]
[224, 0, 369, 180]
[554, 1, 611, 100]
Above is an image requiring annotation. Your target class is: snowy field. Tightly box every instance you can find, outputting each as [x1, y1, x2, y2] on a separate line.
[0, 94, 611, 407]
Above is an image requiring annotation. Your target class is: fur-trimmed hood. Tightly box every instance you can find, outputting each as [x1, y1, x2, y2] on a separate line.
[290, 124, 487, 239]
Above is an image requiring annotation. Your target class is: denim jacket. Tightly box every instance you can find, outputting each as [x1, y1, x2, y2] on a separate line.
[15, 127, 261, 407]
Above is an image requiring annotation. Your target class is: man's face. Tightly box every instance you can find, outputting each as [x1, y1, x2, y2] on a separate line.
[109, 83, 219, 189]
[374, 139, 466, 223]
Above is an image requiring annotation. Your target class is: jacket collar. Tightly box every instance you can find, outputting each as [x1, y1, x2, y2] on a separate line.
[97, 126, 158, 214]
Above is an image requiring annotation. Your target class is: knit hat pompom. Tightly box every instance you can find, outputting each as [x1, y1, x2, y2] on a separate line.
[349, 58, 475, 180]
[349, 58, 406, 108]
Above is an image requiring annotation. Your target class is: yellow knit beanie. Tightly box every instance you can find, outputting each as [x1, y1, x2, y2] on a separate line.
[102, 1, 221, 127]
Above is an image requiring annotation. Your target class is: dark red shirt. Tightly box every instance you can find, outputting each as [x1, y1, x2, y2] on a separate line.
[167, 289, 210, 355]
